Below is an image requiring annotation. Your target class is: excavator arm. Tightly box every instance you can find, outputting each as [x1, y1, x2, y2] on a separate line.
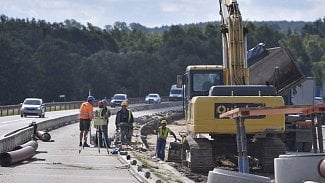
[219, 0, 249, 85]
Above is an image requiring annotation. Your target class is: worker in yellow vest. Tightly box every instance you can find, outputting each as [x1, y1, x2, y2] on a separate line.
[94, 100, 111, 147]
[156, 119, 177, 161]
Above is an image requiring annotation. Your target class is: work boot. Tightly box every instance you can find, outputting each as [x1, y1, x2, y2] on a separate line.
[83, 142, 90, 147]
[79, 142, 82, 147]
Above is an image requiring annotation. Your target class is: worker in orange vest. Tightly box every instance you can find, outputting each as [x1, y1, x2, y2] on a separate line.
[79, 96, 95, 147]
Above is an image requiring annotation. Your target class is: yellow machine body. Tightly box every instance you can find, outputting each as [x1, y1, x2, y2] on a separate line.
[186, 96, 285, 134]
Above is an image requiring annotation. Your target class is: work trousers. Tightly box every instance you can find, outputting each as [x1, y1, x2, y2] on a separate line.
[102, 124, 110, 147]
[120, 125, 133, 145]
[156, 138, 167, 161]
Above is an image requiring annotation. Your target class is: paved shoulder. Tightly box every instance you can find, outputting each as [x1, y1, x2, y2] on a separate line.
[0, 123, 139, 183]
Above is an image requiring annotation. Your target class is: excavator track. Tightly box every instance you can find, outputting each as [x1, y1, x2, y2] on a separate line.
[181, 135, 285, 173]
[249, 136, 286, 173]
[181, 136, 214, 173]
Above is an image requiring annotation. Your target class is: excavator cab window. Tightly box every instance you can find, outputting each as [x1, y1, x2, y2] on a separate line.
[193, 73, 221, 92]
[186, 70, 223, 99]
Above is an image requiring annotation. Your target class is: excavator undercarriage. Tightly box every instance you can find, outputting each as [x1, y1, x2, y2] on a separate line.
[181, 134, 286, 173]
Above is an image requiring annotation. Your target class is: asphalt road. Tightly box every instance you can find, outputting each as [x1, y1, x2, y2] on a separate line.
[0, 106, 182, 183]
[0, 109, 79, 138]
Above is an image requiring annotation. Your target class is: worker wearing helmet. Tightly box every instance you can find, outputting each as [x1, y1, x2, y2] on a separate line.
[156, 119, 178, 161]
[94, 100, 111, 147]
[79, 96, 95, 147]
[115, 101, 134, 145]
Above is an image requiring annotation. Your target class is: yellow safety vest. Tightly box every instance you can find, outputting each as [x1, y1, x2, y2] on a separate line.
[93, 108, 107, 126]
[158, 127, 171, 139]
[118, 110, 133, 126]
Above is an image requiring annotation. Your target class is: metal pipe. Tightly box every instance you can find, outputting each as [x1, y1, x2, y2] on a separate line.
[37, 131, 51, 142]
[316, 115, 323, 153]
[0, 146, 36, 166]
[13, 140, 38, 151]
[240, 118, 249, 173]
[312, 114, 318, 153]
[235, 118, 243, 172]
[318, 158, 325, 178]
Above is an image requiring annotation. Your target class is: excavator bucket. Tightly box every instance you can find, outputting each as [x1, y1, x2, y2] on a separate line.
[248, 41, 304, 95]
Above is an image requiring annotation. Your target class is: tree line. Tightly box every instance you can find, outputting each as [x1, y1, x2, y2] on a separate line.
[0, 15, 324, 105]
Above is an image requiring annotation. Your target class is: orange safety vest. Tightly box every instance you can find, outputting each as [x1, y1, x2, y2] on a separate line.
[79, 102, 93, 120]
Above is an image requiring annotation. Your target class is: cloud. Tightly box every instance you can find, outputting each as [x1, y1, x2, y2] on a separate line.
[159, 1, 217, 25]
[240, 0, 324, 21]
[0, 0, 323, 29]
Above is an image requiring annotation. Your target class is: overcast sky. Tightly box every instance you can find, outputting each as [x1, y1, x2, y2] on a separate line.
[1, 0, 324, 28]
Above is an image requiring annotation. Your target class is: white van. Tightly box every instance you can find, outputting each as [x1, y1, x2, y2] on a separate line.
[169, 85, 183, 101]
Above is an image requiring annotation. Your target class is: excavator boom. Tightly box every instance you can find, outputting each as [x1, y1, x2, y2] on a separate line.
[219, 0, 248, 85]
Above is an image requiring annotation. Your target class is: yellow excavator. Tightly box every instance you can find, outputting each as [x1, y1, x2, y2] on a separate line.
[176, 0, 291, 173]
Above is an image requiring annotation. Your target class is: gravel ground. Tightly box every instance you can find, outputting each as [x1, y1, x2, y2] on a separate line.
[130, 111, 207, 183]
[130, 111, 274, 183]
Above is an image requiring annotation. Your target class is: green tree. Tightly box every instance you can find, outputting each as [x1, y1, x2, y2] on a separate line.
[33, 37, 81, 102]
[0, 33, 36, 104]
[284, 33, 312, 76]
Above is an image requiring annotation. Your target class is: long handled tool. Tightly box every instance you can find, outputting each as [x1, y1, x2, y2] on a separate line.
[78, 143, 83, 154]
[101, 125, 110, 155]
[96, 125, 110, 155]
[97, 126, 101, 153]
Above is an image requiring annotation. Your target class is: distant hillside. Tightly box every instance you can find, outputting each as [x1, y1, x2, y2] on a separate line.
[54, 18, 310, 35]
[252, 21, 309, 33]
[143, 20, 309, 34]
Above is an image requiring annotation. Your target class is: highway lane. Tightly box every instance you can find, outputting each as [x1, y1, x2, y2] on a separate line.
[0, 109, 79, 138]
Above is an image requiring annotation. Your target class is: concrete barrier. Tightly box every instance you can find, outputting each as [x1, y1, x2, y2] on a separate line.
[207, 168, 271, 183]
[274, 153, 325, 183]
[0, 102, 182, 153]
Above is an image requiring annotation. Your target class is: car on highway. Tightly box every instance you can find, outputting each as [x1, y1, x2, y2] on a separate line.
[169, 84, 183, 101]
[20, 98, 45, 118]
[110, 94, 128, 107]
[314, 96, 324, 104]
[145, 93, 161, 104]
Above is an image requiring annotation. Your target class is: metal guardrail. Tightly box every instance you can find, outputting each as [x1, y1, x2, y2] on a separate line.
[0, 96, 170, 117]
